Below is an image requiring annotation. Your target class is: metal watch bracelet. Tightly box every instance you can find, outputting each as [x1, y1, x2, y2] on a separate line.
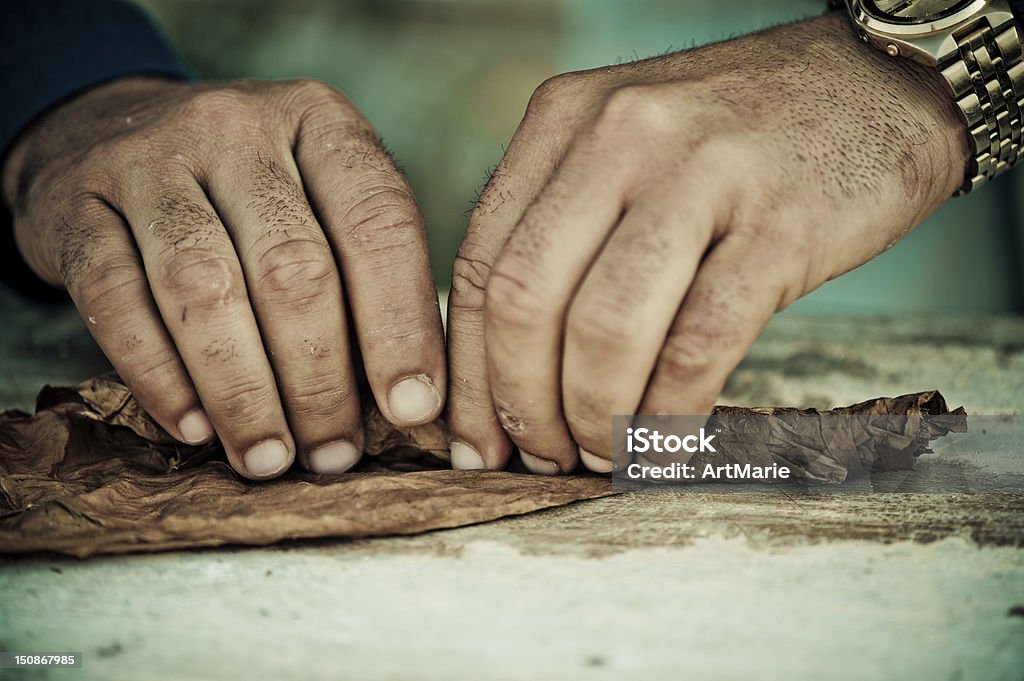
[829, 0, 1023, 194]
[942, 16, 1024, 194]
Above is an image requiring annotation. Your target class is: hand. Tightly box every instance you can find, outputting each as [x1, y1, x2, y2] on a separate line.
[2, 78, 445, 479]
[446, 13, 969, 474]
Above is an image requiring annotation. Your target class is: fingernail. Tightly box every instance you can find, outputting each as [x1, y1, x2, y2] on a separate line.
[579, 448, 613, 473]
[243, 439, 291, 477]
[450, 442, 486, 470]
[387, 375, 441, 424]
[308, 441, 361, 475]
[520, 451, 560, 476]
[178, 409, 214, 444]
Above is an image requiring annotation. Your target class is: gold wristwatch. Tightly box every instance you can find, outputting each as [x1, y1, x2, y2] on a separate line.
[842, 0, 1023, 194]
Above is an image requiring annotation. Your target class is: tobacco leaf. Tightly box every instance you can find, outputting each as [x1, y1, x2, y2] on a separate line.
[693, 392, 969, 484]
[0, 376, 965, 557]
[0, 375, 612, 557]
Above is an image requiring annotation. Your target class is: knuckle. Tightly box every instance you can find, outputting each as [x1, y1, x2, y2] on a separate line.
[127, 354, 184, 395]
[483, 262, 548, 331]
[156, 251, 245, 313]
[286, 78, 347, 106]
[255, 237, 338, 309]
[73, 258, 148, 315]
[566, 302, 634, 355]
[449, 249, 493, 312]
[524, 71, 596, 124]
[342, 184, 421, 249]
[281, 377, 355, 422]
[289, 80, 362, 143]
[185, 88, 248, 115]
[211, 378, 280, 429]
[594, 84, 673, 138]
[361, 310, 431, 347]
[657, 332, 718, 385]
[257, 237, 333, 286]
[525, 74, 573, 119]
[180, 88, 255, 137]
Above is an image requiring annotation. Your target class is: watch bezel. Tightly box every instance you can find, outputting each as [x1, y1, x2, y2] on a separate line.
[849, 0, 988, 36]
[859, 0, 979, 26]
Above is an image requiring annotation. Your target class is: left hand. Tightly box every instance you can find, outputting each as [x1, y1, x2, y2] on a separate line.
[2, 78, 446, 480]
[445, 13, 969, 474]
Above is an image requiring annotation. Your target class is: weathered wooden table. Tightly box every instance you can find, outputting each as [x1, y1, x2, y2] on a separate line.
[0, 288, 1021, 681]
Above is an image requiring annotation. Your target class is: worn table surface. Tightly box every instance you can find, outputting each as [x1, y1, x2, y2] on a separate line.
[0, 289, 1022, 681]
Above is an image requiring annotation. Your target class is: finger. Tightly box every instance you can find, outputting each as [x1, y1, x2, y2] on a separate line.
[483, 141, 628, 474]
[119, 175, 296, 480]
[205, 145, 362, 475]
[50, 198, 213, 445]
[293, 84, 445, 429]
[638, 232, 787, 418]
[446, 118, 575, 470]
[561, 183, 720, 472]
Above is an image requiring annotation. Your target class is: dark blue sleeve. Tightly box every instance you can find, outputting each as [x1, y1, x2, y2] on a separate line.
[1, 0, 191, 300]
[0, 0, 191, 160]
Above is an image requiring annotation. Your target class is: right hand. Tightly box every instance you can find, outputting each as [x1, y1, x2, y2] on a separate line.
[443, 14, 966, 475]
[1, 77, 446, 480]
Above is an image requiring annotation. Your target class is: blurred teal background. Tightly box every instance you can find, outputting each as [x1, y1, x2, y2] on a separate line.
[136, 0, 1023, 316]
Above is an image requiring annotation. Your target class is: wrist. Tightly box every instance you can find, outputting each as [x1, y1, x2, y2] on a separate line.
[814, 12, 971, 199]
